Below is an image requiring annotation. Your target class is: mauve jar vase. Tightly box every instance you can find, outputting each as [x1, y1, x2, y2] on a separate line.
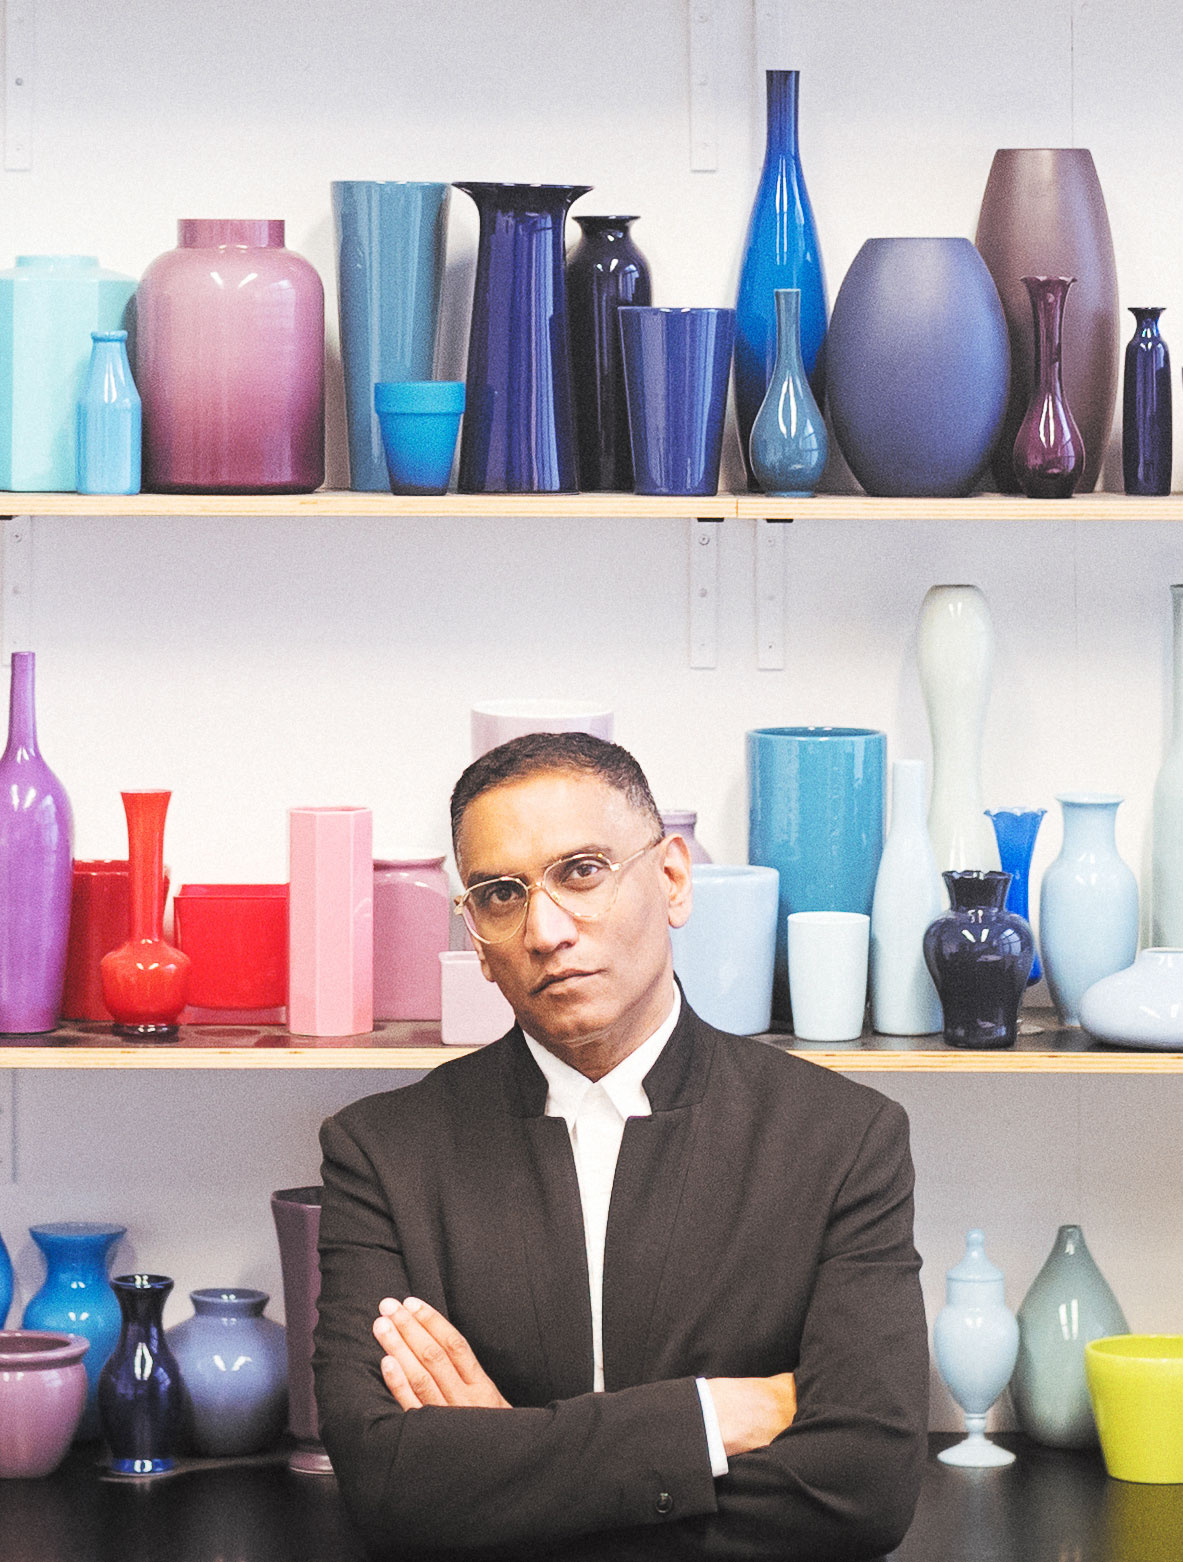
[0, 1331, 89, 1478]
[271, 1187, 332, 1475]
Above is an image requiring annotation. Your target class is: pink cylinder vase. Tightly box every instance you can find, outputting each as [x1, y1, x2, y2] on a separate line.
[288, 807, 373, 1037]
[270, 1187, 331, 1476]
[0, 1330, 89, 1478]
[137, 219, 324, 494]
[373, 857, 449, 1021]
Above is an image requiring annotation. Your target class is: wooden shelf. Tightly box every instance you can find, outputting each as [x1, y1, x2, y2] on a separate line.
[1, 1011, 1180, 1071]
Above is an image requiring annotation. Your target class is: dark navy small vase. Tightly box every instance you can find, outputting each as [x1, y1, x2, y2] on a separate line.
[1122, 307, 1172, 496]
[923, 870, 1035, 1048]
[97, 1274, 186, 1473]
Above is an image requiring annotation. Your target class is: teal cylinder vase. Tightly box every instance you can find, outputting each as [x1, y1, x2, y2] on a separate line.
[749, 289, 828, 496]
[1012, 1224, 1129, 1448]
[22, 1221, 126, 1440]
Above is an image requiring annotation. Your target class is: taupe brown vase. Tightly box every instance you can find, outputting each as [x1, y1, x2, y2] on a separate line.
[975, 149, 1118, 493]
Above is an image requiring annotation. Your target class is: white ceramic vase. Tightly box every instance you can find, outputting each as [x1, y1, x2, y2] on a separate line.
[1080, 948, 1183, 1048]
[933, 1228, 1019, 1468]
[870, 759, 944, 1035]
[916, 585, 1001, 873]
[1151, 584, 1183, 945]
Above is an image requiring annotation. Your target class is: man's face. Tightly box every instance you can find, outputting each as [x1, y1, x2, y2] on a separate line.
[455, 769, 692, 1066]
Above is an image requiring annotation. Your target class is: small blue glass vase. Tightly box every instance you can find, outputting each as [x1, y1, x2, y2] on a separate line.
[76, 330, 141, 495]
[97, 1273, 186, 1473]
[22, 1221, 125, 1439]
[0, 1228, 12, 1326]
[1122, 307, 1172, 496]
[985, 808, 1046, 983]
[749, 288, 828, 496]
[166, 1288, 287, 1456]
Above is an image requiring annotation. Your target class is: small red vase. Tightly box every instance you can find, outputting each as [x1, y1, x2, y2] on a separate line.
[100, 792, 190, 1038]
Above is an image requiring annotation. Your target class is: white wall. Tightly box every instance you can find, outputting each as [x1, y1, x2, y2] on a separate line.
[1, 0, 1181, 1431]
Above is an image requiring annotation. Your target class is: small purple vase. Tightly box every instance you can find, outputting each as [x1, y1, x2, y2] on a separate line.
[0, 652, 73, 1033]
[1013, 276, 1085, 499]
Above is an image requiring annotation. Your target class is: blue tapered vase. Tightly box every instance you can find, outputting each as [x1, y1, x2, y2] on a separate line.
[1122, 307, 1172, 496]
[986, 808, 1046, 983]
[97, 1273, 186, 1473]
[749, 288, 828, 495]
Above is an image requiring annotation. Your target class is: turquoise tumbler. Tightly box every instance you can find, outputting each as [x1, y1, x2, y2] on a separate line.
[374, 381, 465, 496]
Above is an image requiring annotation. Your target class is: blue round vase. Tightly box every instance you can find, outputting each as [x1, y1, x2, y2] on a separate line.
[22, 1221, 125, 1440]
[826, 237, 1010, 497]
[97, 1273, 186, 1474]
[166, 1288, 287, 1456]
[923, 871, 1035, 1048]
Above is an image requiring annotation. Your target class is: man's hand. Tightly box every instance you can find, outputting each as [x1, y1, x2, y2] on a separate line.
[373, 1296, 511, 1411]
[705, 1373, 797, 1457]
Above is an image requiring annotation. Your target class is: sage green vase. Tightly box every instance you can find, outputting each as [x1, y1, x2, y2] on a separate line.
[1011, 1224, 1129, 1448]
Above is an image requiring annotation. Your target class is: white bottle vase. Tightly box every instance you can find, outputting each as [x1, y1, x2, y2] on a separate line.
[1151, 584, 1183, 945]
[916, 585, 1001, 873]
[870, 759, 944, 1035]
[933, 1228, 1019, 1468]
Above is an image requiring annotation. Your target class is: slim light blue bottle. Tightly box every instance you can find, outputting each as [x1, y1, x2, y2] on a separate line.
[749, 289, 828, 496]
[76, 330, 141, 495]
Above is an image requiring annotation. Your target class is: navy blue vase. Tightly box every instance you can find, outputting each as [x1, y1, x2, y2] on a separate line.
[1122, 307, 1172, 496]
[97, 1274, 186, 1473]
[455, 182, 590, 493]
[618, 307, 735, 497]
[734, 70, 827, 489]
[923, 871, 1035, 1049]
[567, 216, 651, 491]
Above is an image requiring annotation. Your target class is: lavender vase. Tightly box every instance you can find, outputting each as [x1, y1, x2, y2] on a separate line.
[1013, 276, 1085, 499]
[0, 653, 73, 1033]
[1123, 307, 1172, 496]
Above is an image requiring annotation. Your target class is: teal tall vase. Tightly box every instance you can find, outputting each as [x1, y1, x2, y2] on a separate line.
[749, 288, 828, 496]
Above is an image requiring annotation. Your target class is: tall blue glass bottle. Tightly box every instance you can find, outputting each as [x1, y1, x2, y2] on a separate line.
[1122, 307, 1172, 496]
[735, 70, 827, 489]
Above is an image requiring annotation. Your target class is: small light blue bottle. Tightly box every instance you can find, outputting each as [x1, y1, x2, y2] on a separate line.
[76, 330, 141, 494]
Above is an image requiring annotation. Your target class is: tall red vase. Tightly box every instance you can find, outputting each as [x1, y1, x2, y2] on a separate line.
[137, 219, 324, 494]
[99, 792, 190, 1038]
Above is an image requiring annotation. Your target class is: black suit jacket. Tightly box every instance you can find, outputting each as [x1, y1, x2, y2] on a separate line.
[313, 1002, 929, 1561]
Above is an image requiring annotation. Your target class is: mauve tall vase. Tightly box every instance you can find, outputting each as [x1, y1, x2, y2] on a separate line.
[271, 1187, 332, 1475]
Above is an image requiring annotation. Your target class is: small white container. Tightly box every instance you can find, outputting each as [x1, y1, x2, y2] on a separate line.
[787, 911, 870, 1042]
[439, 952, 514, 1046]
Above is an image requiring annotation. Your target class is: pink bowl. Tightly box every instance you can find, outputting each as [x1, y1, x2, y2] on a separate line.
[0, 1330, 89, 1478]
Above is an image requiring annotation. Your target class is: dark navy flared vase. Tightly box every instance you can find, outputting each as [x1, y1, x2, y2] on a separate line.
[1123, 307, 1172, 496]
[455, 182, 589, 493]
[734, 70, 827, 489]
[923, 871, 1035, 1049]
[97, 1274, 186, 1473]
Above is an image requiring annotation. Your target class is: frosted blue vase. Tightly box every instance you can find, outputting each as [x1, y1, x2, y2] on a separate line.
[670, 865, 779, 1035]
[166, 1288, 288, 1456]
[933, 1229, 1019, 1467]
[985, 807, 1046, 983]
[734, 70, 827, 489]
[749, 289, 828, 496]
[76, 330, 141, 495]
[22, 1221, 125, 1439]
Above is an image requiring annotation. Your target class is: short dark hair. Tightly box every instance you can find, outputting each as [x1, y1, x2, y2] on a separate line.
[450, 732, 663, 857]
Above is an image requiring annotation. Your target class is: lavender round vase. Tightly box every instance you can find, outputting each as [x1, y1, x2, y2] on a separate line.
[166, 1288, 287, 1456]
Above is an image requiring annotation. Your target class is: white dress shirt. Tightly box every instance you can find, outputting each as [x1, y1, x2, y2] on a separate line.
[523, 987, 729, 1478]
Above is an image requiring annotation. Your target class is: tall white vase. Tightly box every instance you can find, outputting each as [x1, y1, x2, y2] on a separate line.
[1151, 584, 1183, 945]
[917, 585, 1000, 873]
[870, 759, 944, 1035]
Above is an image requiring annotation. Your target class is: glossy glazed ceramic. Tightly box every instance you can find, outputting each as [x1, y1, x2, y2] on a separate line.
[1013, 276, 1085, 498]
[659, 810, 712, 865]
[373, 858, 450, 1022]
[374, 379, 464, 495]
[0, 1233, 11, 1327]
[138, 219, 324, 494]
[787, 911, 870, 1042]
[22, 1222, 125, 1440]
[469, 700, 613, 759]
[1080, 948, 1183, 1048]
[1123, 308, 1172, 495]
[97, 1275, 185, 1475]
[870, 760, 944, 1036]
[923, 870, 1034, 1048]
[1152, 585, 1183, 946]
[455, 183, 588, 493]
[670, 865, 779, 1035]
[166, 1289, 287, 1456]
[933, 1230, 1019, 1468]
[747, 726, 886, 1024]
[735, 70, 827, 487]
[986, 807, 1046, 983]
[439, 952, 515, 1046]
[827, 237, 1009, 497]
[567, 216, 652, 491]
[100, 792, 189, 1037]
[0, 255, 135, 491]
[76, 331, 140, 495]
[0, 1331, 89, 1478]
[332, 181, 450, 491]
[1040, 793, 1138, 1026]
[62, 861, 169, 1023]
[749, 289, 828, 496]
[1013, 1224, 1129, 1448]
[271, 1188, 333, 1475]
[1085, 1335, 1183, 1483]
[287, 807, 373, 1038]
[172, 885, 288, 1011]
[618, 306, 735, 496]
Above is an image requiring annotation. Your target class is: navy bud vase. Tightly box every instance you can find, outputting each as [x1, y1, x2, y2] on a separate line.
[97, 1273, 186, 1473]
[1122, 307, 1172, 495]
[923, 870, 1035, 1048]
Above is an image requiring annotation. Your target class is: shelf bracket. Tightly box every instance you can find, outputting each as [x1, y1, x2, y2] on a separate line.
[689, 517, 721, 668]
[755, 515, 792, 669]
[686, 0, 718, 171]
[4, 0, 34, 171]
[2, 513, 33, 664]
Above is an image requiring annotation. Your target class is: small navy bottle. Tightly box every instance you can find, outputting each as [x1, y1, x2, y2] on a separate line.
[98, 1273, 186, 1473]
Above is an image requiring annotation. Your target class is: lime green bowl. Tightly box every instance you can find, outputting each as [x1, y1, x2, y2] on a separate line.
[1085, 1335, 1183, 1483]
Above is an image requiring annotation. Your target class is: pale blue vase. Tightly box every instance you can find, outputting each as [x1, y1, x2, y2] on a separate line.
[933, 1228, 1019, 1467]
[1039, 794, 1138, 1026]
[166, 1288, 288, 1456]
[748, 288, 828, 496]
[670, 864, 779, 1034]
[76, 330, 141, 495]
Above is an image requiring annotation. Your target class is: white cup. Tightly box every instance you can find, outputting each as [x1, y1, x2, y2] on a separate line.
[786, 911, 870, 1042]
[439, 951, 515, 1045]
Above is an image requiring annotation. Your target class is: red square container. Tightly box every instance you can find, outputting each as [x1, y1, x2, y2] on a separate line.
[173, 885, 289, 1011]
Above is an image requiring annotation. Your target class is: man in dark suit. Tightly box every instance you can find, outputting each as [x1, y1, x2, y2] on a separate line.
[314, 733, 929, 1560]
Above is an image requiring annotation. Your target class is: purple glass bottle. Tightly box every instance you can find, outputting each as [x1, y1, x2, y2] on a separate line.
[0, 653, 73, 1033]
[1122, 307, 1172, 496]
[1013, 276, 1085, 499]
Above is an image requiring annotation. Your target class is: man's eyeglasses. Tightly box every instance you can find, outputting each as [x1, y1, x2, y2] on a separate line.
[454, 837, 665, 945]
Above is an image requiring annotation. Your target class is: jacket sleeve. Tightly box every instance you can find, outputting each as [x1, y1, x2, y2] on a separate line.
[312, 1110, 720, 1559]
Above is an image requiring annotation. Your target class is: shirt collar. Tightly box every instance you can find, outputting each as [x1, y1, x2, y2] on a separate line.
[523, 985, 681, 1124]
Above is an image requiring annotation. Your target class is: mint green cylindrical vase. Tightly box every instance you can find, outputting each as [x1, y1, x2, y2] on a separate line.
[0, 256, 137, 490]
